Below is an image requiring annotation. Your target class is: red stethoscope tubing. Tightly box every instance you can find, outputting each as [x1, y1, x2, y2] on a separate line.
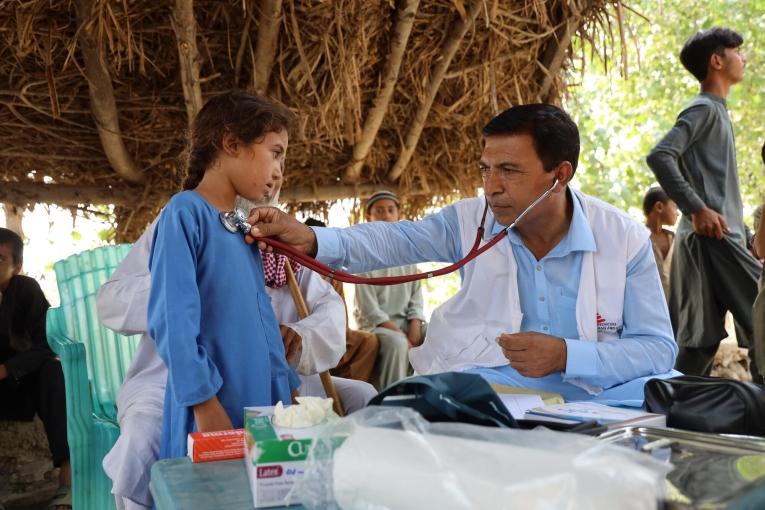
[253, 200, 504, 285]
[248, 179, 558, 286]
[254, 227, 505, 285]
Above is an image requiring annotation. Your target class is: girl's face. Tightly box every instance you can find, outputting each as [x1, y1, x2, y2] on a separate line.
[230, 129, 288, 203]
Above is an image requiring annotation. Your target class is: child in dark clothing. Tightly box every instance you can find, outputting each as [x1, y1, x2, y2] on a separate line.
[0, 227, 71, 509]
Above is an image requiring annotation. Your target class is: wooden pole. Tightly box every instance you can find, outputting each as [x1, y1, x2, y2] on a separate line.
[0, 182, 435, 208]
[283, 261, 346, 416]
[2, 203, 24, 239]
[252, 0, 283, 95]
[171, 0, 204, 123]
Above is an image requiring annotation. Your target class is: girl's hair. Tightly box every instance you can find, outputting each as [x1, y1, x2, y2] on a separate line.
[182, 90, 294, 190]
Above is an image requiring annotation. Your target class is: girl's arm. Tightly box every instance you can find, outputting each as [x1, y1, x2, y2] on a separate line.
[148, 205, 224, 412]
[193, 396, 234, 432]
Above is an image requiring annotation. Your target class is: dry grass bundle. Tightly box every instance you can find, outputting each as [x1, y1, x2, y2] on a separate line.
[0, 0, 620, 240]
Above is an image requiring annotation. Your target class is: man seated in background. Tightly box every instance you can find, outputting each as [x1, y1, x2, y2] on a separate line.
[305, 217, 381, 388]
[353, 191, 427, 389]
[0, 227, 72, 510]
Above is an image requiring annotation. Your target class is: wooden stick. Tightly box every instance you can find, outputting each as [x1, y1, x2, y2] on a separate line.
[283, 261, 346, 416]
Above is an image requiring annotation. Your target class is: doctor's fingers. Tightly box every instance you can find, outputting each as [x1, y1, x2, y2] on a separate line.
[496, 334, 533, 350]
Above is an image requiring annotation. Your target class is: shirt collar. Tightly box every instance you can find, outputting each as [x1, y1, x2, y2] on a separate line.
[490, 188, 596, 257]
[700, 91, 727, 106]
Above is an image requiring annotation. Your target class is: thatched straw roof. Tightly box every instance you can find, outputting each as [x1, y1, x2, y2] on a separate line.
[0, 0, 617, 241]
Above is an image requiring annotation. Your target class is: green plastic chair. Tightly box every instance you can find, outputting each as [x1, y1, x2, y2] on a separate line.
[46, 244, 140, 510]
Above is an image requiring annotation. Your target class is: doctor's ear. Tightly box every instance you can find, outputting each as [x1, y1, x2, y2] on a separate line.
[552, 161, 574, 190]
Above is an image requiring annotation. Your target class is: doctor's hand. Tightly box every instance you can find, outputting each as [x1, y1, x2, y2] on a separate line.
[691, 206, 729, 240]
[245, 207, 318, 256]
[496, 332, 567, 378]
[280, 325, 302, 365]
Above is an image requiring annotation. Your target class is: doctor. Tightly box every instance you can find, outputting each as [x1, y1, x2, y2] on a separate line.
[247, 103, 680, 406]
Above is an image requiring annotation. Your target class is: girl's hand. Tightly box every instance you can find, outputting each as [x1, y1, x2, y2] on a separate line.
[193, 396, 234, 432]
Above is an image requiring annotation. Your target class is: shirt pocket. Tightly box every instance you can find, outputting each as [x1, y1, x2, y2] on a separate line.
[552, 288, 579, 337]
[555, 287, 578, 311]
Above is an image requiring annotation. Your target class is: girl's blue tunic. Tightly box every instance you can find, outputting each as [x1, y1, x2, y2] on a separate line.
[148, 191, 297, 458]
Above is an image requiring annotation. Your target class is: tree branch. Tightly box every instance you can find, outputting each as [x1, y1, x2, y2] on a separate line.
[252, 0, 283, 95]
[537, 4, 587, 102]
[0, 182, 431, 208]
[74, 0, 144, 183]
[172, 0, 204, 122]
[344, 0, 420, 183]
[279, 183, 428, 202]
[0, 182, 153, 207]
[387, 0, 482, 182]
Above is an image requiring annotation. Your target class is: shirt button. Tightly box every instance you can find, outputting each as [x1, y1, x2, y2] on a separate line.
[542, 325, 549, 331]
[539, 296, 545, 302]
[536, 264, 543, 271]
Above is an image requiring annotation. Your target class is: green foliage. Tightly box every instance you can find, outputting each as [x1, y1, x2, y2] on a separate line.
[98, 228, 116, 242]
[566, 1, 765, 221]
[420, 262, 461, 317]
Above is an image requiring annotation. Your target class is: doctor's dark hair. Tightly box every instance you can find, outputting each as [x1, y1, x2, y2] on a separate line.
[481, 104, 579, 174]
[680, 28, 743, 82]
[182, 90, 293, 190]
[0, 227, 23, 266]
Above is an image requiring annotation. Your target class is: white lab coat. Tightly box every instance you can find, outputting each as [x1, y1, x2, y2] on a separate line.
[409, 191, 649, 395]
[98, 219, 374, 507]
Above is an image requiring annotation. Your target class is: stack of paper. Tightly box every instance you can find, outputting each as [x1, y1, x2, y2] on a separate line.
[496, 393, 545, 420]
[526, 402, 666, 428]
[490, 383, 564, 405]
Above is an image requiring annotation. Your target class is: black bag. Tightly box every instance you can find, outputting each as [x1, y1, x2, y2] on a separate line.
[644, 376, 765, 436]
[368, 372, 518, 428]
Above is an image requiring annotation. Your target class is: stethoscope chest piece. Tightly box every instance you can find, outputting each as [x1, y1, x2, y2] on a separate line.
[219, 210, 251, 235]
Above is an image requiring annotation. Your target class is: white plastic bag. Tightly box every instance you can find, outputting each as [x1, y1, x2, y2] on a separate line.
[290, 407, 669, 510]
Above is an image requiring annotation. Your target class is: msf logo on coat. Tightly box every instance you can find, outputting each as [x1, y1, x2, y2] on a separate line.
[596, 313, 620, 334]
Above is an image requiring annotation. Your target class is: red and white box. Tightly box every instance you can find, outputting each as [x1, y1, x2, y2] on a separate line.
[187, 428, 245, 463]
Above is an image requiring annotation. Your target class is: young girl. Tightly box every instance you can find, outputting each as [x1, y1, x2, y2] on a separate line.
[147, 90, 299, 458]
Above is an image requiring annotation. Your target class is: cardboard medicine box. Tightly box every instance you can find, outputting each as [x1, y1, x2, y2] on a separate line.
[244, 406, 333, 508]
[187, 428, 245, 463]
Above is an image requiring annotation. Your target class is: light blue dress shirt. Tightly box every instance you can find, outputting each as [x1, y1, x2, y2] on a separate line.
[314, 191, 679, 406]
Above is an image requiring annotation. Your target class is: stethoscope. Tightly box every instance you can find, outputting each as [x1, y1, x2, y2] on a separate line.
[220, 178, 559, 285]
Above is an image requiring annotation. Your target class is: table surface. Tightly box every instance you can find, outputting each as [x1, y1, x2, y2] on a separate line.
[150, 457, 305, 510]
